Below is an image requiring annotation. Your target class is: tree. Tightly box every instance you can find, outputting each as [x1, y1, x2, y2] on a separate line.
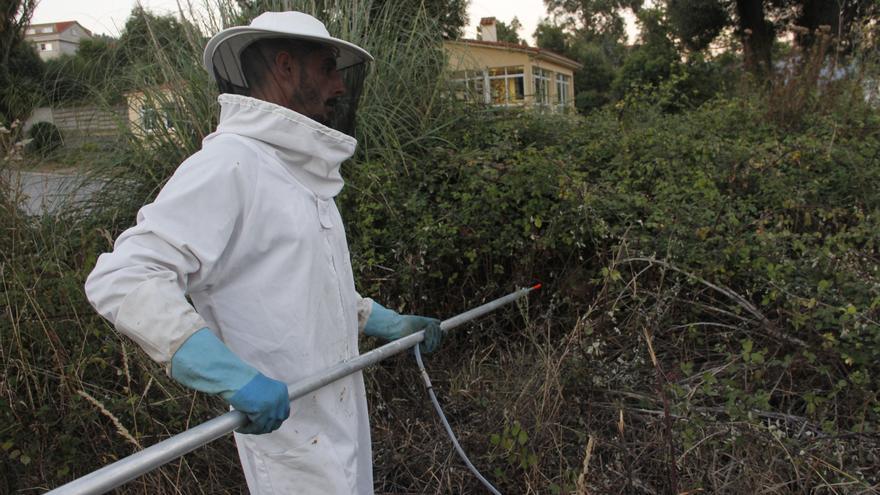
[533, 19, 619, 112]
[1, 0, 42, 124]
[568, 39, 617, 111]
[117, 6, 196, 68]
[534, 19, 568, 53]
[791, 0, 877, 53]
[478, 17, 526, 45]
[665, 0, 727, 51]
[544, 0, 644, 44]
[1, 0, 36, 70]
[666, 0, 879, 76]
[393, 0, 468, 39]
[498, 17, 525, 44]
[612, 8, 679, 96]
[42, 38, 127, 105]
[236, 0, 468, 40]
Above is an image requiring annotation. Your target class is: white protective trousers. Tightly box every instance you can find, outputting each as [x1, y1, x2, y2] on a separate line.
[85, 94, 375, 494]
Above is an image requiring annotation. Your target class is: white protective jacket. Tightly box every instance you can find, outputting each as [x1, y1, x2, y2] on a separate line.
[85, 94, 374, 494]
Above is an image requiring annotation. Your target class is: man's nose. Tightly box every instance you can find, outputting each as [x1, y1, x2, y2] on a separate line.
[332, 71, 345, 96]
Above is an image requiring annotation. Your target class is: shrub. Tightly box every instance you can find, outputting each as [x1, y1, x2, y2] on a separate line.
[26, 121, 63, 156]
[343, 93, 880, 492]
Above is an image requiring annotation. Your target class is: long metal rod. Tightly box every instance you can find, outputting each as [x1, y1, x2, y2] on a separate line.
[47, 285, 538, 495]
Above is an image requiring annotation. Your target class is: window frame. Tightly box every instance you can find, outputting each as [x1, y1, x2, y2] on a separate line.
[487, 66, 525, 106]
[555, 73, 571, 108]
[532, 67, 551, 106]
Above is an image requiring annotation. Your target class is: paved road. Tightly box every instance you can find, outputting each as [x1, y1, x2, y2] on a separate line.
[2, 169, 104, 216]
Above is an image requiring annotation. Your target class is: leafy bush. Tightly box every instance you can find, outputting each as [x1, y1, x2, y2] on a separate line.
[26, 121, 63, 156]
[342, 92, 880, 491]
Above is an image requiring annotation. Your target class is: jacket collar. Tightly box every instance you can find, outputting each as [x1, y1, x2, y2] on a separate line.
[205, 94, 357, 198]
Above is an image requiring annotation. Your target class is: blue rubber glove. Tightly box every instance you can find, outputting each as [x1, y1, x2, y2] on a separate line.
[363, 301, 442, 353]
[171, 328, 290, 434]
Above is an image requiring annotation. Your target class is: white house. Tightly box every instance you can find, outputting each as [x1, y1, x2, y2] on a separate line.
[24, 21, 93, 61]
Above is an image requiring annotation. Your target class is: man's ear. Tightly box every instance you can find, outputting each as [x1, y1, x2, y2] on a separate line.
[273, 50, 298, 86]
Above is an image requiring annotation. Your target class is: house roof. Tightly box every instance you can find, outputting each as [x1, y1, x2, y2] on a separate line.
[27, 21, 92, 37]
[446, 38, 583, 70]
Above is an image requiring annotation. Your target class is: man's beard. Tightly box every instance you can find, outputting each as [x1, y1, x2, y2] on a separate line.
[290, 69, 332, 125]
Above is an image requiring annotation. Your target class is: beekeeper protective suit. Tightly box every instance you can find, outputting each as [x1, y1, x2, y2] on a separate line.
[85, 11, 440, 495]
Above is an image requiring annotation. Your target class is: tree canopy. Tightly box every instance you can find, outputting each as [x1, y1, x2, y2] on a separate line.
[666, 0, 879, 74]
[534, 20, 568, 54]
[117, 6, 196, 66]
[479, 17, 527, 45]
[546, 0, 879, 76]
[545, 0, 644, 44]
[1, 0, 41, 124]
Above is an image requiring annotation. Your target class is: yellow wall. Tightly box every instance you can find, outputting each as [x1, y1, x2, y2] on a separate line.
[443, 41, 577, 110]
[125, 87, 178, 141]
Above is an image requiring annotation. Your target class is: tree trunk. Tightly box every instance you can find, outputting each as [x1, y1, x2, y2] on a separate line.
[735, 0, 774, 76]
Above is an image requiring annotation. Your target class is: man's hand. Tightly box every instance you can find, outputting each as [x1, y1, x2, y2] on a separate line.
[227, 374, 291, 434]
[363, 302, 442, 353]
[171, 328, 291, 434]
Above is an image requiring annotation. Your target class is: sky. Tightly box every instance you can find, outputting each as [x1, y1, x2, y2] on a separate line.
[30, 0, 639, 45]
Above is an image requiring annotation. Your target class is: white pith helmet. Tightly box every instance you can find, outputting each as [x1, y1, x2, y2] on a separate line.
[203, 11, 373, 90]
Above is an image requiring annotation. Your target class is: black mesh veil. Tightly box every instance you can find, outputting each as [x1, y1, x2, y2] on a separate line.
[211, 36, 369, 137]
[327, 63, 367, 137]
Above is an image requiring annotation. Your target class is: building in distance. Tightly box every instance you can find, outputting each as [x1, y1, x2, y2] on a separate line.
[444, 17, 581, 112]
[25, 21, 93, 61]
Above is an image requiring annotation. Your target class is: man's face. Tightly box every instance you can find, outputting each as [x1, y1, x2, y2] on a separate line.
[286, 46, 346, 125]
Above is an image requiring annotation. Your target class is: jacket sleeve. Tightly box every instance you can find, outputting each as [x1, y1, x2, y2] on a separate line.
[85, 150, 250, 364]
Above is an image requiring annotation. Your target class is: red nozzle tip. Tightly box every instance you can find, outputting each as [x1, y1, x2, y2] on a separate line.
[531, 283, 542, 291]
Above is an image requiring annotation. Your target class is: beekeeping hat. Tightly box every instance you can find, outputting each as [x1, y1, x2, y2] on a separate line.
[203, 11, 373, 91]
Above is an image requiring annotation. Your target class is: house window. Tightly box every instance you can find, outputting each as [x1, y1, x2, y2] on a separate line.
[25, 28, 35, 35]
[141, 106, 160, 132]
[40, 43, 53, 51]
[556, 73, 571, 107]
[140, 104, 175, 132]
[533, 67, 551, 105]
[451, 70, 487, 103]
[39, 26, 53, 34]
[487, 66, 524, 105]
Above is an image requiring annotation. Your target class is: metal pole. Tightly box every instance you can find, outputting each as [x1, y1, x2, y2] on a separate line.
[47, 285, 539, 495]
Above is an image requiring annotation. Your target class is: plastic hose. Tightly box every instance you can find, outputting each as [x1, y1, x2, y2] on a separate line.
[413, 345, 503, 495]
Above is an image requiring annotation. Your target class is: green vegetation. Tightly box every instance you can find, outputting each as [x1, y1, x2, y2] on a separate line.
[539, 0, 880, 113]
[25, 122, 62, 156]
[2, 0, 879, 493]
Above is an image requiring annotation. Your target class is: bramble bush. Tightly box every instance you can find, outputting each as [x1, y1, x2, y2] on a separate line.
[25, 122, 63, 156]
[342, 87, 879, 491]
